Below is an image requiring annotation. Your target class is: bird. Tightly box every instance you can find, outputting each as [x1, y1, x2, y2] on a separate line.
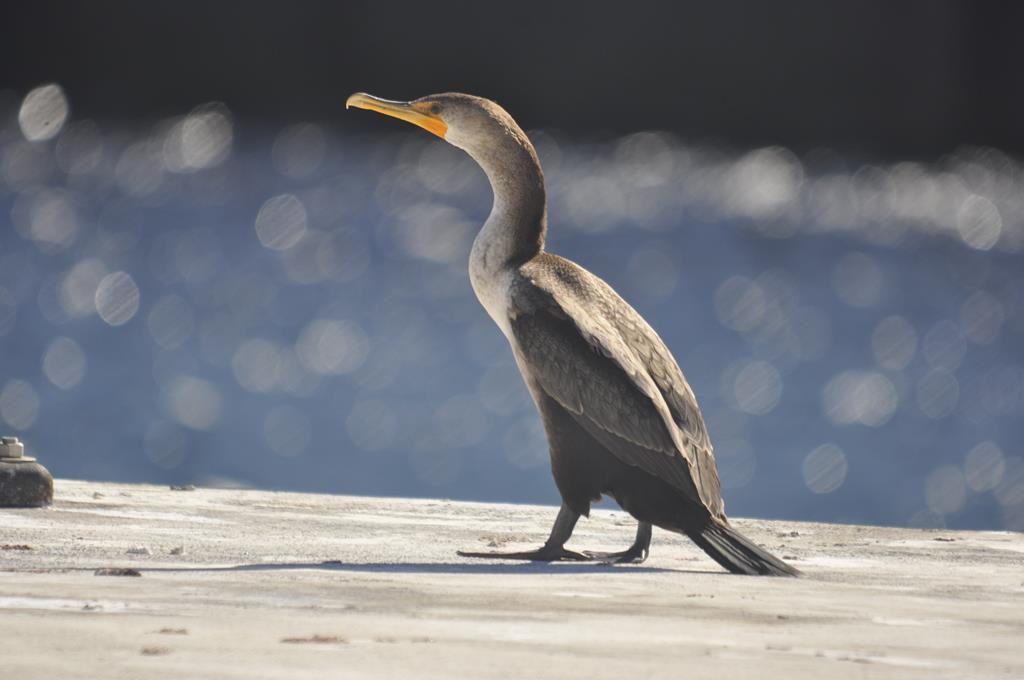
[347, 92, 800, 576]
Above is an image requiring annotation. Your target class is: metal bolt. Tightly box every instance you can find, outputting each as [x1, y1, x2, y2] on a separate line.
[1, 436, 26, 460]
[0, 435, 50, 506]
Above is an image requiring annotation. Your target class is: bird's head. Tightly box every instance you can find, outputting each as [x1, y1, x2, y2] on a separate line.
[346, 92, 528, 159]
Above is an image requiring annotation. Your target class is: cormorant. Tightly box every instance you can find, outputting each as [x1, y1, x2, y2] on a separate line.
[347, 92, 800, 576]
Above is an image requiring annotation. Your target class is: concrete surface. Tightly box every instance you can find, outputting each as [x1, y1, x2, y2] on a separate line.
[1, 480, 1022, 679]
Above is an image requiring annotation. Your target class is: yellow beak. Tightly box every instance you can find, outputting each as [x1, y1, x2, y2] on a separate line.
[346, 92, 448, 139]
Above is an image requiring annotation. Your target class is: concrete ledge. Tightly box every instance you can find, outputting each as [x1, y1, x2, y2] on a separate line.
[1, 480, 1022, 679]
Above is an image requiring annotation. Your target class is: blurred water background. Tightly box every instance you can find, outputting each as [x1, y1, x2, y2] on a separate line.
[1, 85, 1022, 531]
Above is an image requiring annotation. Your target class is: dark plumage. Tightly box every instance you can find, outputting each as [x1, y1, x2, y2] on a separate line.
[347, 91, 800, 576]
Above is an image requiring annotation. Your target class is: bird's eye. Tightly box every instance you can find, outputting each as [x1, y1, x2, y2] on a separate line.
[413, 101, 443, 117]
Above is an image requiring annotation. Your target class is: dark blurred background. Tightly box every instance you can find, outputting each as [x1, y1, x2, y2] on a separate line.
[1, 1, 1022, 532]
[4, 0, 1024, 155]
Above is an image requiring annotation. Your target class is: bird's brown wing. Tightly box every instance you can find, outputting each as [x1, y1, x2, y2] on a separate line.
[510, 264, 723, 516]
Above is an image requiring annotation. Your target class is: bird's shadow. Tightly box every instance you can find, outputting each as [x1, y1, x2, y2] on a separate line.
[140, 560, 694, 576]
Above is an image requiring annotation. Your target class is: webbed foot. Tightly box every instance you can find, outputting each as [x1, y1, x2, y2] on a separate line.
[581, 521, 652, 563]
[581, 545, 649, 564]
[457, 546, 591, 562]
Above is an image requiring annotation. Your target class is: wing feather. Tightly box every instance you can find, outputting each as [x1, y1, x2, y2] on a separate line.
[510, 261, 723, 515]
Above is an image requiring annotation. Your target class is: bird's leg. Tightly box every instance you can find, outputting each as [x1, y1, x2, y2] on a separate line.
[457, 503, 590, 561]
[583, 521, 652, 564]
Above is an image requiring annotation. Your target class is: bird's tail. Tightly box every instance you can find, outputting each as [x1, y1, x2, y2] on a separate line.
[687, 520, 801, 577]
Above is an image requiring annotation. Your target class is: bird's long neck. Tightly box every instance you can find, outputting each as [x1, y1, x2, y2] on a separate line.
[467, 131, 547, 271]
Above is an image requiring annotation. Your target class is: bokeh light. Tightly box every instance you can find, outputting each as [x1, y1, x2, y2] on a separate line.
[921, 320, 967, 371]
[964, 441, 1005, 493]
[924, 465, 967, 515]
[802, 443, 848, 494]
[871, 315, 917, 370]
[956, 194, 1002, 251]
[147, 294, 195, 350]
[714, 276, 766, 332]
[115, 140, 164, 197]
[18, 84, 69, 142]
[295, 319, 369, 376]
[12, 188, 79, 251]
[0, 379, 40, 431]
[162, 103, 233, 173]
[94, 271, 140, 326]
[255, 193, 307, 250]
[41, 337, 86, 390]
[61, 258, 108, 319]
[232, 339, 285, 393]
[723, 146, 803, 223]
[822, 371, 898, 426]
[993, 457, 1024, 513]
[732, 360, 783, 415]
[1, 81, 1022, 529]
[387, 203, 474, 264]
[162, 376, 223, 430]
